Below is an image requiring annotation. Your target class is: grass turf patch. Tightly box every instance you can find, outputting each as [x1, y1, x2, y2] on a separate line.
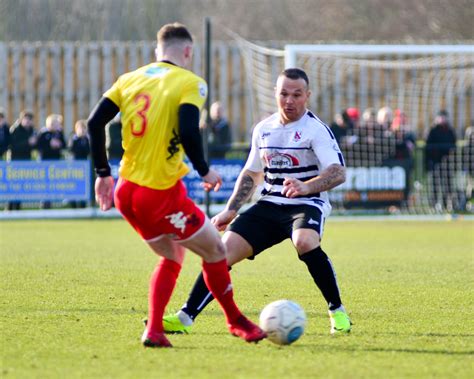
[1, 219, 472, 378]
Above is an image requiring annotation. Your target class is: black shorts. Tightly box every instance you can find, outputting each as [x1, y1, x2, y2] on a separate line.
[228, 200, 325, 259]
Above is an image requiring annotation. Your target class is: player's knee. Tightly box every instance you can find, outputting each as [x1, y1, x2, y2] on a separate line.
[292, 234, 320, 255]
[203, 238, 226, 262]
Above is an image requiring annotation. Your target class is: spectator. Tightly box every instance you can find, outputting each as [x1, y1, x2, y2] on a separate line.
[377, 106, 393, 132]
[330, 111, 350, 147]
[7, 110, 37, 210]
[390, 109, 416, 162]
[350, 106, 395, 167]
[389, 109, 416, 203]
[36, 114, 66, 209]
[69, 119, 90, 160]
[9, 110, 37, 160]
[346, 107, 360, 130]
[106, 113, 124, 161]
[69, 119, 90, 208]
[206, 101, 232, 159]
[0, 109, 10, 159]
[36, 114, 66, 160]
[462, 124, 474, 210]
[425, 110, 457, 211]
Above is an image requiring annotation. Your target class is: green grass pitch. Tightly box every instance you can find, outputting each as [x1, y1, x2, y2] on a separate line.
[1, 218, 473, 378]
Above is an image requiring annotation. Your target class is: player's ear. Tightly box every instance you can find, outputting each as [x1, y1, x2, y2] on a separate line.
[184, 44, 193, 59]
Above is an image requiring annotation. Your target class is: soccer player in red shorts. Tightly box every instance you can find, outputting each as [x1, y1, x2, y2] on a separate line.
[87, 22, 265, 348]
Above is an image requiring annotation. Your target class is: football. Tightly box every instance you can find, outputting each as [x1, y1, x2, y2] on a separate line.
[259, 300, 306, 345]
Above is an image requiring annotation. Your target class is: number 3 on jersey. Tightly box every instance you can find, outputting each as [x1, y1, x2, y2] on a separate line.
[131, 93, 151, 136]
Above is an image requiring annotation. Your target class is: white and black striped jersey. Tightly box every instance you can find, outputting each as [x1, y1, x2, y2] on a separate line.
[244, 110, 345, 211]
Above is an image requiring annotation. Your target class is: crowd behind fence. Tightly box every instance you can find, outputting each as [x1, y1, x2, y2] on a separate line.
[0, 132, 472, 215]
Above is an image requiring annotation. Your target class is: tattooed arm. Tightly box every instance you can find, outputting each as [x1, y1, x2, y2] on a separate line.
[211, 169, 263, 231]
[281, 164, 346, 198]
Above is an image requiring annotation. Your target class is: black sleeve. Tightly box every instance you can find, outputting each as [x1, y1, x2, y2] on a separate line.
[87, 97, 120, 177]
[179, 104, 209, 177]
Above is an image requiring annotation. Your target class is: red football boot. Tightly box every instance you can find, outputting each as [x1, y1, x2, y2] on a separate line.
[141, 329, 172, 348]
[228, 315, 267, 343]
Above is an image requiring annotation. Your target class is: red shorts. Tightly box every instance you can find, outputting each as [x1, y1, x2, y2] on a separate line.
[114, 178, 206, 242]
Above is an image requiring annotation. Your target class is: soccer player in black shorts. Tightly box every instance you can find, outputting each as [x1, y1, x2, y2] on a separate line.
[163, 68, 352, 335]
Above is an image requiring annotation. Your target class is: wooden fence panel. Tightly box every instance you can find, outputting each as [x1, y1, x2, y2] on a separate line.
[88, 43, 100, 115]
[11, 46, 21, 120]
[51, 44, 62, 115]
[230, 45, 242, 142]
[24, 44, 35, 113]
[1, 41, 472, 139]
[37, 47, 48, 126]
[64, 43, 75, 133]
[102, 44, 113, 95]
[76, 44, 88, 123]
[0, 43, 7, 111]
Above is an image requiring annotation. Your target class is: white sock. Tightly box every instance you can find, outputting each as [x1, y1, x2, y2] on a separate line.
[177, 310, 194, 326]
[329, 305, 346, 314]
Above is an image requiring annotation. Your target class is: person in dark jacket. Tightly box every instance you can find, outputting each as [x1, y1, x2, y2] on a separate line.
[36, 114, 66, 209]
[9, 110, 37, 160]
[0, 109, 10, 159]
[206, 101, 232, 159]
[36, 114, 66, 160]
[69, 119, 90, 208]
[106, 113, 124, 161]
[7, 110, 37, 210]
[69, 119, 90, 160]
[425, 110, 457, 211]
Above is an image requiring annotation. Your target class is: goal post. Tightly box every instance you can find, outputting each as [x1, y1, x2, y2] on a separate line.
[284, 44, 474, 68]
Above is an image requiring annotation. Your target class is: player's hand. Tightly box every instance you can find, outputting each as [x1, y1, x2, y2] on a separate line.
[95, 176, 115, 211]
[281, 177, 310, 198]
[201, 168, 222, 192]
[211, 209, 237, 231]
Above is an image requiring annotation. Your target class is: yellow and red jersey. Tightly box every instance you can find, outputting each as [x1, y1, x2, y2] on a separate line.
[104, 61, 208, 189]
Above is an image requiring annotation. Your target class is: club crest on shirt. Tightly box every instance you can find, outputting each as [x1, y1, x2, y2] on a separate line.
[265, 152, 299, 168]
[293, 131, 302, 142]
[198, 82, 207, 98]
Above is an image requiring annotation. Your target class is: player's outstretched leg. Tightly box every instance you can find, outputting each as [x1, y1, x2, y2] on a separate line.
[299, 246, 352, 334]
[172, 220, 265, 342]
[201, 258, 266, 343]
[141, 258, 181, 347]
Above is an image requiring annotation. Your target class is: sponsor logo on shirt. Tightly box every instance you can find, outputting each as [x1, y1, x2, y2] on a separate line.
[265, 152, 299, 167]
[261, 132, 271, 139]
[144, 66, 170, 77]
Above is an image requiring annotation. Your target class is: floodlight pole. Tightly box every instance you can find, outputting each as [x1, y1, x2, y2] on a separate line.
[203, 17, 212, 217]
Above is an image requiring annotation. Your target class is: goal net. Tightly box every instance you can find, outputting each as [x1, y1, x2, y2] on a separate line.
[227, 31, 474, 214]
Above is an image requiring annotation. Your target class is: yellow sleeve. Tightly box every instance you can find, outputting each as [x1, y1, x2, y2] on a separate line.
[180, 77, 207, 110]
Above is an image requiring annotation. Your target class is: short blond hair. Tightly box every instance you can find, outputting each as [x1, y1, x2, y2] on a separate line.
[74, 119, 87, 132]
[46, 114, 63, 129]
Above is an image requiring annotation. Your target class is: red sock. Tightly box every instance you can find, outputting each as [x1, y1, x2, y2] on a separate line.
[147, 258, 181, 333]
[202, 259, 242, 324]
